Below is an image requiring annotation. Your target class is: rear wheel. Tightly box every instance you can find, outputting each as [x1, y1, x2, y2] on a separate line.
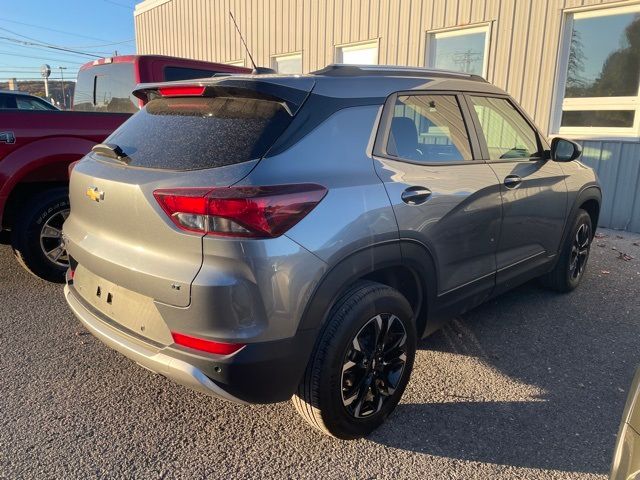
[541, 209, 592, 292]
[293, 281, 416, 439]
[11, 188, 70, 283]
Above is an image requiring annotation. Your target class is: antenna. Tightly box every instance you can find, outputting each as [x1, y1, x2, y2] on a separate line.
[229, 11, 258, 71]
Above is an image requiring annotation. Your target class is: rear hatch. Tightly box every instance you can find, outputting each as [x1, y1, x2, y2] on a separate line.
[65, 75, 315, 307]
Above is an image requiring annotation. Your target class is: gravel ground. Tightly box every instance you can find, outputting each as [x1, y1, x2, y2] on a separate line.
[1, 228, 639, 479]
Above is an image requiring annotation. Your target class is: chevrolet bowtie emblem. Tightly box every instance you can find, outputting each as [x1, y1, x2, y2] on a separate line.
[86, 186, 104, 202]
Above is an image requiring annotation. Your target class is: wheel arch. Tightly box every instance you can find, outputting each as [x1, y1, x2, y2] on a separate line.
[548, 183, 602, 265]
[2, 180, 69, 230]
[580, 196, 601, 235]
[0, 136, 92, 229]
[298, 240, 437, 340]
[566, 184, 602, 245]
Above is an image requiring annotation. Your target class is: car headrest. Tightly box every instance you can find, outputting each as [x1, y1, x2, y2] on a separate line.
[389, 117, 419, 158]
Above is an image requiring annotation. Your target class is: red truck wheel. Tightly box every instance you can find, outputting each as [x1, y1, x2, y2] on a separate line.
[11, 188, 70, 283]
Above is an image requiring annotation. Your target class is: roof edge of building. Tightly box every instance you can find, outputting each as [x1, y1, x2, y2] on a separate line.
[134, 0, 172, 16]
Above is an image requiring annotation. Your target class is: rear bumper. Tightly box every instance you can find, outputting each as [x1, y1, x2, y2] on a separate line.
[64, 284, 247, 404]
[64, 282, 318, 404]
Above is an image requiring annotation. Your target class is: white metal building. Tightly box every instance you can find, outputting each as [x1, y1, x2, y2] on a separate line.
[134, 0, 640, 232]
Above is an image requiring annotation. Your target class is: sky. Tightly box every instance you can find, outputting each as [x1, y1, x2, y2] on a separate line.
[0, 0, 138, 81]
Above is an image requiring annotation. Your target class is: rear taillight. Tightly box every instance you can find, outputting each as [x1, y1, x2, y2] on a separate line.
[171, 332, 244, 355]
[153, 184, 327, 238]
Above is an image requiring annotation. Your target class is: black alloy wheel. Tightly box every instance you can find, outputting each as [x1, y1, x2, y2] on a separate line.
[569, 222, 591, 281]
[341, 313, 408, 419]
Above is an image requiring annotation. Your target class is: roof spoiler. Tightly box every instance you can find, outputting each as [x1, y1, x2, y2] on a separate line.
[132, 76, 315, 116]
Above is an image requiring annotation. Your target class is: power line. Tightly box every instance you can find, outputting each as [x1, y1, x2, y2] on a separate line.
[0, 40, 107, 61]
[0, 69, 79, 73]
[0, 71, 79, 75]
[0, 28, 104, 57]
[0, 65, 70, 69]
[0, 78, 76, 80]
[0, 17, 135, 44]
[68, 39, 135, 49]
[0, 71, 75, 75]
[102, 0, 134, 10]
[0, 50, 85, 64]
[0, 66, 79, 69]
[0, 37, 107, 58]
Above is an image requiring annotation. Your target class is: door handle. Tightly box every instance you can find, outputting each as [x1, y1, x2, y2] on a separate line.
[503, 175, 522, 189]
[401, 186, 432, 205]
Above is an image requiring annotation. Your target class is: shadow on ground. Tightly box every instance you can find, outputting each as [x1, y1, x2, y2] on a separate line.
[370, 269, 640, 474]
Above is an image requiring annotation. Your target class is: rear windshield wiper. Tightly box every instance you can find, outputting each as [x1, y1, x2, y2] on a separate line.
[91, 143, 130, 163]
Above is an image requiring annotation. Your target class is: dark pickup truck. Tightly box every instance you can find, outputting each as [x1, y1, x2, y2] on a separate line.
[0, 55, 249, 282]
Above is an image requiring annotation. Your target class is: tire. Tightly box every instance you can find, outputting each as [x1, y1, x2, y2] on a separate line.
[11, 188, 70, 283]
[293, 281, 416, 439]
[541, 209, 593, 293]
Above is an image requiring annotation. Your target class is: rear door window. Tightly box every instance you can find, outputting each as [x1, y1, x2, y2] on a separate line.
[103, 96, 293, 170]
[385, 94, 473, 163]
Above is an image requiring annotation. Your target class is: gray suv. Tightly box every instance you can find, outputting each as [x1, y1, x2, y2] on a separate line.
[63, 65, 601, 439]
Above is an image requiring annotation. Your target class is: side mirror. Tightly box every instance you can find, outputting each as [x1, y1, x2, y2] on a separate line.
[550, 137, 582, 162]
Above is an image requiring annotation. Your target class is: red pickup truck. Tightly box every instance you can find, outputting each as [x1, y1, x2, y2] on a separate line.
[0, 55, 250, 282]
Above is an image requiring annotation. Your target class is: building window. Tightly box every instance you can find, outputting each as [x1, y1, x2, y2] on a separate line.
[426, 25, 490, 77]
[271, 53, 303, 74]
[336, 41, 378, 65]
[555, 4, 640, 136]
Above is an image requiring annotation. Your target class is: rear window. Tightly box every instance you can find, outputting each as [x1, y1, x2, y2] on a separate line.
[73, 63, 138, 113]
[102, 96, 293, 170]
[163, 66, 218, 82]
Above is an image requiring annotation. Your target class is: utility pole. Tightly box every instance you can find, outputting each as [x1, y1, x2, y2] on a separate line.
[452, 49, 482, 74]
[58, 66, 67, 109]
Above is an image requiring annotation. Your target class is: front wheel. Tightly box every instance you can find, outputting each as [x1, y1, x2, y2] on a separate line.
[541, 209, 593, 292]
[293, 281, 416, 439]
[11, 188, 70, 283]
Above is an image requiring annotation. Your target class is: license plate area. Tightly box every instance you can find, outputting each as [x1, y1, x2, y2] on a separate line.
[73, 264, 173, 345]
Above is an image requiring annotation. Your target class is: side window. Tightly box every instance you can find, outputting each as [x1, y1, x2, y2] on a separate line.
[0, 94, 17, 109]
[469, 96, 541, 160]
[16, 97, 50, 111]
[386, 94, 473, 163]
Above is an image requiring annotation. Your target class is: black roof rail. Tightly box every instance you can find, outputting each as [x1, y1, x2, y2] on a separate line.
[311, 64, 487, 82]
